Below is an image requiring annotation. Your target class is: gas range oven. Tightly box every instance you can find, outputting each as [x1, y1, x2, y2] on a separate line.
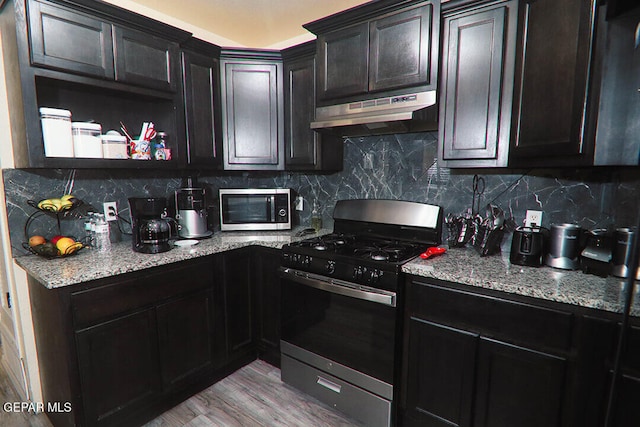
[279, 199, 443, 427]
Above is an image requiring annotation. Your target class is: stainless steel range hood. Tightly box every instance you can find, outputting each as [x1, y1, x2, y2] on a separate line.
[311, 91, 438, 137]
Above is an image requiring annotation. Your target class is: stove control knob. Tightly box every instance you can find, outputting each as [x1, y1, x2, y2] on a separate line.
[370, 269, 381, 284]
[304, 256, 312, 267]
[353, 266, 361, 280]
[325, 260, 335, 274]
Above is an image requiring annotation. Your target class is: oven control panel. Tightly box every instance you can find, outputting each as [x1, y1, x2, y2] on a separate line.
[282, 252, 397, 292]
[352, 266, 384, 285]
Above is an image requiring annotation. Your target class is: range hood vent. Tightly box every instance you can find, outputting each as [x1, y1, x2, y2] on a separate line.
[311, 91, 438, 137]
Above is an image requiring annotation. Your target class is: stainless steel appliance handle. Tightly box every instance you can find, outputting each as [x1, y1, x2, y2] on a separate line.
[279, 267, 396, 307]
[270, 196, 276, 222]
[316, 376, 342, 394]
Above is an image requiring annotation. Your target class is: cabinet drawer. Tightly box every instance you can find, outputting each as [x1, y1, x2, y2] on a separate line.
[410, 280, 573, 353]
[71, 260, 214, 329]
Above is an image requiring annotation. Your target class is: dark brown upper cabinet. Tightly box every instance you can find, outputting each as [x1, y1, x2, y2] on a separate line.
[439, 0, 602, 168]
[439, 0, 518, 168]
[316, 22, 370, 101]
[508, 0, 600, 167]
[305, 0, 440, 105]
[220, 50, 284, 171]
[181, 39, 223, 169]
[113, 25, 179, 92]
[28, 0, 181, 92]
[1, 0, 190, 169]
[369, 5, 433, 92]
[282, 42, 343, 171]
[28, 0, 115, 79]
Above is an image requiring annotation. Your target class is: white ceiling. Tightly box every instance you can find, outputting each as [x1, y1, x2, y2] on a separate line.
[106, 0, 372, 48]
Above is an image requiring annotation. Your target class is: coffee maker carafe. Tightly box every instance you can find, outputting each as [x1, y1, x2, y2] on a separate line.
[129, 197, 172, 253]
[175, 177, 211, 238]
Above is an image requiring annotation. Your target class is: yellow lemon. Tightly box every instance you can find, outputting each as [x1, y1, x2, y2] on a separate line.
[55, 237, 76, 254]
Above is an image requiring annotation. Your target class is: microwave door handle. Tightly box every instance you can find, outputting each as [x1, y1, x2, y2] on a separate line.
[270, 196, 276, 222]
[265, 196, 272, 222]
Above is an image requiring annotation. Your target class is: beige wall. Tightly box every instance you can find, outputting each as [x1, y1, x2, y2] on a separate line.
[0, 22, 43, 403]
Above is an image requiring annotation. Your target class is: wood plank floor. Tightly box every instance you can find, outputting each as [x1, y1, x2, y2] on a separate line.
[0, 357, 361, 427]
[144, 360, 362, 427]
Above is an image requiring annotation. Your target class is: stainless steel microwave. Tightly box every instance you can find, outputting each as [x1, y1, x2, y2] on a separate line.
[219, 188, 292, 231]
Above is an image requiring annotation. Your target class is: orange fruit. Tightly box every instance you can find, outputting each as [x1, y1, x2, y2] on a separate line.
[29, 235, 46, 247]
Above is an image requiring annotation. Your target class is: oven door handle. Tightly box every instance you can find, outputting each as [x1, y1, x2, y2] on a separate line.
[279, 267, 396, 307]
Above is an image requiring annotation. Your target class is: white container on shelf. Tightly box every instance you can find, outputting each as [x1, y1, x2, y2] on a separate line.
[72, 122, 103, 158]
[39, 107, 74, 158]
[101, 134, 128, 159]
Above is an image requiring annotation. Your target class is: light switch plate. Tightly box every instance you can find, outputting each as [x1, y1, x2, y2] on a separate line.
[295, 196, 304, 211]
[525, 210, 543, 227]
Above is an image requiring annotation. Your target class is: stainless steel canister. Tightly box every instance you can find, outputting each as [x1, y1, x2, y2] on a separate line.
[612, 227, 640, 280]
[545, 223, 582, 270]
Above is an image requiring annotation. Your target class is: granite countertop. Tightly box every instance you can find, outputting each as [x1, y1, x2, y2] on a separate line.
[15, 227, 328, 289]
[403, 247, 640, 316]
[16, 231, 639, 316]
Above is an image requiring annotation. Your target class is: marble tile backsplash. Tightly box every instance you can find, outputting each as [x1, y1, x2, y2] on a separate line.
[4, 131, 640, 256]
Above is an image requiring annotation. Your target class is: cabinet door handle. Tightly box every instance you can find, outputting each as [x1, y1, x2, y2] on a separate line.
[316, 376, 341, 394]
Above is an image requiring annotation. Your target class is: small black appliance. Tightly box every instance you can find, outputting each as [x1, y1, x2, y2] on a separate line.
[510, 226, 548, 267]
[128, 197, 172, 254]
[580, 229, 612, 277]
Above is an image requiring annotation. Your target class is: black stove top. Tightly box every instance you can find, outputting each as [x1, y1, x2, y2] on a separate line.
[288, 233, 423, 264]
[281, 199, 443, 292]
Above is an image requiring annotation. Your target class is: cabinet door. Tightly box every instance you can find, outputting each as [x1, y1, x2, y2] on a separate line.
[404, 318, 478, 427]
[439, 1, 517, 168]
[114, 26, 179, 92]
[222, 61, 283, 169]
[222, 249, 255, 361]
[182, 50, 223, 168]
[157, 290, 214, 390]
[76, 309, 161, 427]
[284, 55, 319, 169]
[369, 4, 433, 92]
[474, 337, 567, 427]
[28, 0, 115, 79]
[509, 0, 598, 166]
[317, 22, 369, 100]
[255, 248, 281, 366]
[608, 374, 640, 427]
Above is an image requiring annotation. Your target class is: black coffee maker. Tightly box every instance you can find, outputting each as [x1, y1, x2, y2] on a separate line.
[128, 197, 172, 254]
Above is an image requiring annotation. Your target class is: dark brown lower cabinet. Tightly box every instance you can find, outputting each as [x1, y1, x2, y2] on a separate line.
[404, 319, 566, 427]
[76, 309, 162, 427]
[255, 247, 282, 366]
[220, 247, 255, 363]
[157, 290, 215, 389]
[400, 277, 630, 427]
[473, 337, 566, 427]
[28, 256, 226, 427]
[607, 324, 640, 427]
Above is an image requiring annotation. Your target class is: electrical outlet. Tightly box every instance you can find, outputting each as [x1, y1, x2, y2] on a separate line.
[295, 196, 304, 211]
[525, 210, 543, 227]
[103, 202, 118, 221]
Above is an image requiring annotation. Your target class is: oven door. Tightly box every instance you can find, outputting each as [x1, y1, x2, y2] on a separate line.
[279, 267, 397, 387]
